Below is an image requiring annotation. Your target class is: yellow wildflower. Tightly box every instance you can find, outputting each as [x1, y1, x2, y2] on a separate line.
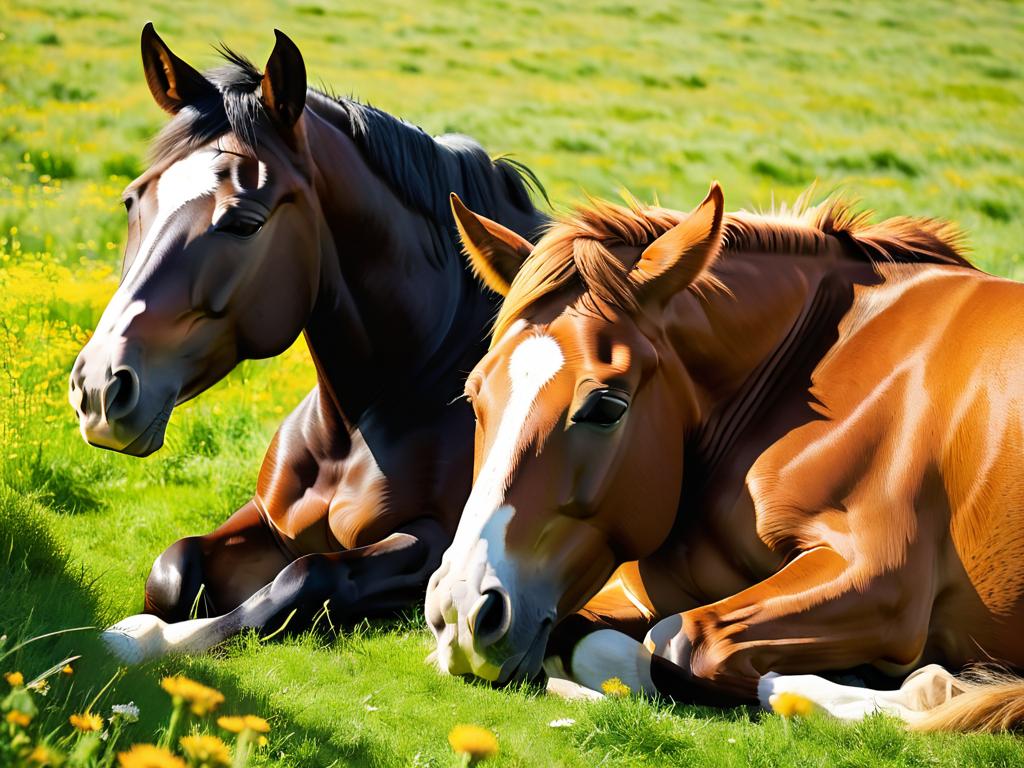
[217, 714, 270, 734]
[28, 745, 64, 766]
[29, 678, 50, 694]
[6, 709, 32, 727]
[5, 671, 24, 686]
[601, 677, 631, 697]
[180, 734, 231, 767]
[69, 712, 104, 732]
[117, 744, 186, 768]
[771, 692, 816, 718]
[61, 664, 74, 675]
[160, 676, 225, 716]
[448, 724, 499, 764]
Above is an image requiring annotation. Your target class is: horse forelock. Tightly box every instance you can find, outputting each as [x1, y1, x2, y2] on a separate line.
[492, 189, 973, 343]
[147, 49, 545, 277]
[149, 47, 265, 164]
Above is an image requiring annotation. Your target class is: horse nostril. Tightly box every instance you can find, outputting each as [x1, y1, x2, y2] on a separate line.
[472, 589, 511, 647]
[104, 367, 140, 420]
[69, 378, 88, 416]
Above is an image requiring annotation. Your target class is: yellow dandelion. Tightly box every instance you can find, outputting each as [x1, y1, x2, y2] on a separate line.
[117, 744, 186, 768]
[217, 714, 270, 734]
[61, 664, 74, 675]
[771, 692, 817, 718]
[448, 724, 499, 764]
[601, 677, 631, 697]
[6, 709, 32, 727]
[5, 671, 24, 686]
[69, 711, 104, 732]
[28, 745, 63, 766]
[180, 734, 231, 767]
[160, 676, 225, 716]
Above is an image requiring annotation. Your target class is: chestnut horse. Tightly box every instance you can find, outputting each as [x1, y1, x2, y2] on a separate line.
[68, 25, 546, 662]
[427, 185, 1024, 731]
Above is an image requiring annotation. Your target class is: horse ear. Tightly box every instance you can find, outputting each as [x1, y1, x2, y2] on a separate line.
[261, 30, 307, 138]
[140, 22, 216, 114]
[450, 193, 533, 296]
[629, 182, 725, 305]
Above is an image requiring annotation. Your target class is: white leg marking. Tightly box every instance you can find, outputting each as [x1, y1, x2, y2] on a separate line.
[544, 656, 604, 700]
[101, 614, 214, 664]
[758, 671, 952, 724]
[102, 587, 283, 664]
[569, 629, 657, 697]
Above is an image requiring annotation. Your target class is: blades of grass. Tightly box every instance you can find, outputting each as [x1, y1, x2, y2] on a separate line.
[0, 625, 94, 663]
[261, 609, 298, 643]
[189, 583, 207, 620]
[26, 653, 81, 688]
[85, 666, 125, 714]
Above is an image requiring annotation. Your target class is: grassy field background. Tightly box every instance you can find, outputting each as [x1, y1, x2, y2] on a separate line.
[1, 0, 1023, 765]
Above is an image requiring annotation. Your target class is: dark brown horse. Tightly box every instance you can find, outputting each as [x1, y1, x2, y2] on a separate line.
[68, 25, 546, 662]
[429, 185, 1024, 732]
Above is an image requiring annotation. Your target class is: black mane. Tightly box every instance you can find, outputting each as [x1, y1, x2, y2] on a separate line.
[150, 47, 547, 260]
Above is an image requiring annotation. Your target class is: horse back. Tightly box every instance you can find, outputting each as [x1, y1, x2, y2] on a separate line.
[746, 263, 1024, 666]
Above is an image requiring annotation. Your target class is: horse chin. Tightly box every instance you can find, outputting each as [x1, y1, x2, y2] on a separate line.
[494, 617, 554, 686]
[83, 393, 175, 458]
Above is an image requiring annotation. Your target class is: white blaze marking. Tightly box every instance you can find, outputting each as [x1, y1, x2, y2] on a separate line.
[91, 149, 220, 340]
[445, 333, 564, 568]
[126, 149, 220, 286]
[97, 298, 146, 337]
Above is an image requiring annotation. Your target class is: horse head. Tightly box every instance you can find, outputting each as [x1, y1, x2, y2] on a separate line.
[426, 185, 725, 683]
[70, 25, 322, 455]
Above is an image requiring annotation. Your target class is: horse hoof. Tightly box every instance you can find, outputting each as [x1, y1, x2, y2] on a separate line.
[102, 614, 167, 664]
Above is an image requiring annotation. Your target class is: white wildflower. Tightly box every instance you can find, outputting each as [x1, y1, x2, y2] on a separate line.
[110, 702, 140, 722]
[548, 718, 576, 728]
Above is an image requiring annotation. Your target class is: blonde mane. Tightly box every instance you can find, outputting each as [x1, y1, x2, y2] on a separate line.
[491, 190, 970, 343]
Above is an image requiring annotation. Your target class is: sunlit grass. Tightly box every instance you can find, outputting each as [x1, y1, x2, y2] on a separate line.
[1, 0, 1023, 764]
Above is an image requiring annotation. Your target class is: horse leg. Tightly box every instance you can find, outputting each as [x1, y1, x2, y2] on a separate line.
[550, 546, 952, 717]
[102, 516, 448, 663]
[544, 562, 668, 698]
[144, 500, 291, 621]
[639, 546, 955, 719]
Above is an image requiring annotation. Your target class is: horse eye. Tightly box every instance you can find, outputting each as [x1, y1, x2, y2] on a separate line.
[215, 219, 263, 238]
[572, 390, 629, 428]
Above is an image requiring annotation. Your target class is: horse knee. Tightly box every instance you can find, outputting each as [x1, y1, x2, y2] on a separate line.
[644, 614, 690, 668]
[267, 554, 354, 616]
[145, 536, 205, 621]
[645, 609, 757, 691]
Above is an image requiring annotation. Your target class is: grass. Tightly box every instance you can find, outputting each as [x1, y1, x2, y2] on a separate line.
[0, 0, 1022, 764]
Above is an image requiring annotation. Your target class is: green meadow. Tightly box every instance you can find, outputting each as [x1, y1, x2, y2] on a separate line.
[1, 0, 1023, 765]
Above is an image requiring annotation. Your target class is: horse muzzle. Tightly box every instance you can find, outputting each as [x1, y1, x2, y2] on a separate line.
[69, 336, 177, 457]
[425, 531, 556, 685]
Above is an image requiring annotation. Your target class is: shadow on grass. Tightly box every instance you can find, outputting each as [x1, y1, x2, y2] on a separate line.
[0, 484, 388, 764]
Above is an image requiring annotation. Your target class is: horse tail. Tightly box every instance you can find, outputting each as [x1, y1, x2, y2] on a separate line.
[911, 667, 1024, 733]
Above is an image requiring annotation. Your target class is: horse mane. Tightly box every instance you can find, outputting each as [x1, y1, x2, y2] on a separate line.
[492, 190, 972, 342]
[149, 47, 547, 265]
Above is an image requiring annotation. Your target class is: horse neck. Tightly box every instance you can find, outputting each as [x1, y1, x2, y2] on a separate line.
[298, 111, 529, 433]
[668, 245, 868, 449]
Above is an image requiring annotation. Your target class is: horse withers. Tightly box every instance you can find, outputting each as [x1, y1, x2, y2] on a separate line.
[427, 185, 1024, 732]
[68, 25, 546, 662]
